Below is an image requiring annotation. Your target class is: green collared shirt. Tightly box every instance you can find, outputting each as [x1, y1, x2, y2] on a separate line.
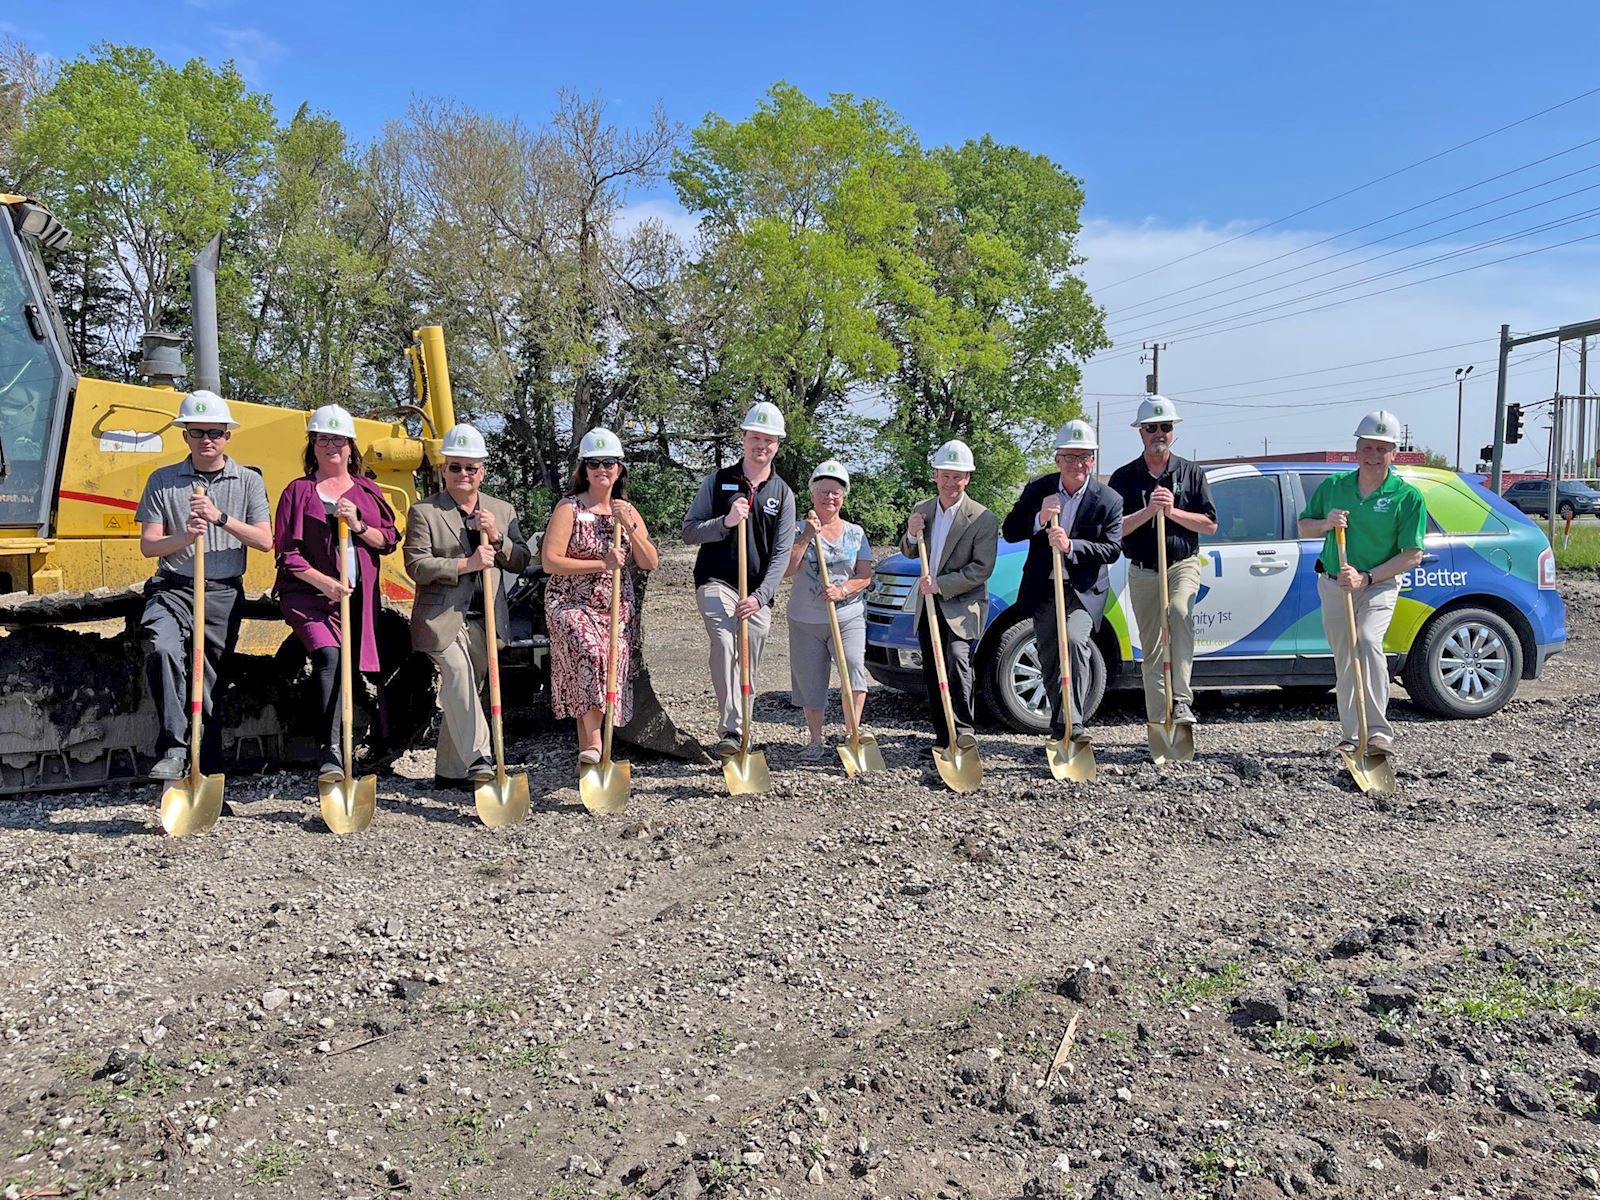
[1301, 469, 1426, 574]
[135, 456, 270, 581]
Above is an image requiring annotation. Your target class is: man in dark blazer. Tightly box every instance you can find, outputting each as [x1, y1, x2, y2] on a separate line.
[899, 439, 999, 752]
[1001, 419, 1123, 742]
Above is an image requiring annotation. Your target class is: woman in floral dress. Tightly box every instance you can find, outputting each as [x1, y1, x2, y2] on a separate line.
[542, 429, 660, 763]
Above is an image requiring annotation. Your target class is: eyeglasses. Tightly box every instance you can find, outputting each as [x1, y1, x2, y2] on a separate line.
[185, 428, 228, 441]
[1055, 451, 1094, 464]
[446, 463, 483, 475]
[313, 434, 350, 447]
[1141, 422, 1174, 433]
[585, 458, 622, 469]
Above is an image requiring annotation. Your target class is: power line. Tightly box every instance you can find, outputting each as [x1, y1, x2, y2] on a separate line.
[1091, 228, 1600, 362]
[1103, 139, 1600, 321]
[1111, 204, 1600, 345]
[1094, 84, 1600, 293]
[1106, 160, 1600, 332]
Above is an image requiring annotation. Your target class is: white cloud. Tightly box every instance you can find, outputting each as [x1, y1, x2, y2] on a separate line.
[612, 197, 702, 251]
[1078, 217, 1600, 472]
[212, 26, 285, 84]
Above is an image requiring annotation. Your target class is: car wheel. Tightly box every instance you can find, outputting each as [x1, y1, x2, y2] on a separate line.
[979, 615, 1107, 734]
[1403, 606, 1522, 718]
[1558, 501, 1575, 520]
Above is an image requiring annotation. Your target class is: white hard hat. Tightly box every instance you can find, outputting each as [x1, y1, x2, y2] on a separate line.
[174, 389, 238, 429]
[740, 402, 787, 438]
[1354, 409, 1401, 445]
[440, 423, 489, 460]
[1053, 419, 1098, 451]
[577, 427, 624, 460]
[929, 439, 975, 473]
[1130, 394, 1182, 427]
[809, 458, 850, 489]
[306, 404, 356, 438]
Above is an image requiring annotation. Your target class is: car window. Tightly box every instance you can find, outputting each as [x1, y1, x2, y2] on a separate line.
[1206, 474, 1284, 544]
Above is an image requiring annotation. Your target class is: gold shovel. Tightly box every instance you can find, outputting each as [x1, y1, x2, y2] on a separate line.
[579, 517, 630, 814]
[475, 539, 531, 826]
[320, 517, 377, 834]
[812, 527, 885, 776]
[159, 484, 226, 837]
[1148, 509, 1196, 765]
[722, 518, 771, 795]
[1045, 515, 1097, 782]
[915, 536, 981, 792]
[1334, 527, 1397, 797]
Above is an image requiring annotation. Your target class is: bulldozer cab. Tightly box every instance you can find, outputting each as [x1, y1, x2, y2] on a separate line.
[0, 196, 74, 542]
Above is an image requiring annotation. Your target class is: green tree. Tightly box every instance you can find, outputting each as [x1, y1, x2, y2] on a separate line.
[881, 135, 1108, 512]
[671, 82, 942, 481]
[16, 43, 275, 376]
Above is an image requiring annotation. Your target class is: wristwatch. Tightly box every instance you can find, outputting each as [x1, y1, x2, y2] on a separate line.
[1363, 571, 1374, 587]
[211, 512, 228, 529]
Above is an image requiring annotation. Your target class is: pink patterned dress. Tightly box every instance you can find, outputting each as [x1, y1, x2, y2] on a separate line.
[544, 497, 636, 723]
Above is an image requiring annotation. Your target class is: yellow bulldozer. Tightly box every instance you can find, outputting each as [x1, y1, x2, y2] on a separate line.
[0, 194, 695, 796]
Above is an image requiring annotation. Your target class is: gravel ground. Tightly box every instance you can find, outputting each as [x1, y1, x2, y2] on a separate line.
[2, 554, 1597, 1200]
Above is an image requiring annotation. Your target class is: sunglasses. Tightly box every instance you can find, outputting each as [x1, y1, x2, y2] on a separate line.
[1141, 422, 1174, 433]
[446, 463, 483, 475]
[185, 428, 229, 441]
[585, 458, 622, 469]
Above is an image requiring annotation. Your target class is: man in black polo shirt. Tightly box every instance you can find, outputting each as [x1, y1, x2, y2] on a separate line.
[681, 402, 797, 757]
[1108, 395, 1217, 729]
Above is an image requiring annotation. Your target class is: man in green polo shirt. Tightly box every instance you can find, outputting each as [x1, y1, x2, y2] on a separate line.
[1297, 409, 1425, 756]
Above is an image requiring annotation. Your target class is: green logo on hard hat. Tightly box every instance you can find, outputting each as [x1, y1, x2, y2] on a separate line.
[196, 402, 207, 412]
[757, 412, 768, 423]
[1073, 427, 1083, 440]
[1376, 421, 1388, 433]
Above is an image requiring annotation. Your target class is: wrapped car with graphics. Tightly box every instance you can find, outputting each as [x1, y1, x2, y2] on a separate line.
[863, 463, 1566, 730]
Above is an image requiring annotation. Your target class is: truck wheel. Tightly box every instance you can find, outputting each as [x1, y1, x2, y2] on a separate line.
[1403, 606, 1522, 718]
[979, 615, 1106, 733]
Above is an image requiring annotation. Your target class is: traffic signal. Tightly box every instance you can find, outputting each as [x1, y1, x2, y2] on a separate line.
[1505, 403, 1525, 444]
[1480, 444, 1494, 463]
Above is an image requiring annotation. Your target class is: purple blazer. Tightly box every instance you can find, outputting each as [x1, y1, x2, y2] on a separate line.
[274, 475, 398, 671]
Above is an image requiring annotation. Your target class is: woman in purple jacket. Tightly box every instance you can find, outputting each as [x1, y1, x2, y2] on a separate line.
[274, 405, 398, 780]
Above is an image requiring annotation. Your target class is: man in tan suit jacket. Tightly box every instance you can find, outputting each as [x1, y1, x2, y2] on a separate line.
[402, 424, 532, 788]
[899, 439, 999, 751]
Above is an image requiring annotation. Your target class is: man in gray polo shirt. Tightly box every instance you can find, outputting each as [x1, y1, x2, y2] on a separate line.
[135, 390, 272, 781]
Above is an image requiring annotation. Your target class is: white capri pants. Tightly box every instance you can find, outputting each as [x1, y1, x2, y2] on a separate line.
[787, 609, 868, 709]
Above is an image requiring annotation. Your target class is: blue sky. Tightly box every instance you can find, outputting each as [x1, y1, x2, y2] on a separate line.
[14, 1, 1600, 469]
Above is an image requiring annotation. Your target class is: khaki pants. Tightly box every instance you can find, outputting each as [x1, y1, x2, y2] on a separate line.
[425, 619, 491, 778]
[697, 582, 772, 738]
[1128, 556, 1204, 722]
[1317, 574, 1400, 744]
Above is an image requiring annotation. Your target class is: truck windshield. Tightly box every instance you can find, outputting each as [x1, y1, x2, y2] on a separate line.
[0, 218, 68, 529]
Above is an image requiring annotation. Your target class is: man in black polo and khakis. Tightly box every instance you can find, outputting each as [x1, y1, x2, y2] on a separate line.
[1108, 395, 1218, 729]
[682, 402, 797, 758]
[136, 390, 273, 781]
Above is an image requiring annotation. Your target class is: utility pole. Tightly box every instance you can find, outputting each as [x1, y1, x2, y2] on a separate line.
[1548, 351, 1562, 546]
[1454, 364, 1474, 471]
[1141, 342, 1167, 394]
[1580, 337, 1590, 476]
[1491, 316, 1600, 493]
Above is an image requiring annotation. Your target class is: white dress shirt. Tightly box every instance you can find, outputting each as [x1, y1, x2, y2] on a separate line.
[928, 496, 961, 572]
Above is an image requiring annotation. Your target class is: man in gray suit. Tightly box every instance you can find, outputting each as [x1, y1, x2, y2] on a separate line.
[402, 423, 532, 789]
[900, 439, 999, 752]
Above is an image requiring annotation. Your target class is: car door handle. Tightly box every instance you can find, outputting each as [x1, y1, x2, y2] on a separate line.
[1420, 553, 1439, 564]
[1250, 561, 1290, 574]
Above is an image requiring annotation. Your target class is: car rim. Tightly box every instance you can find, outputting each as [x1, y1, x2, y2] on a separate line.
[1437, 621, 1509, 705]
[1010, 639, 1050, 720]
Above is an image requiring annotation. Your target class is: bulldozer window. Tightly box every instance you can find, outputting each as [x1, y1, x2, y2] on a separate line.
[0, 219, 70, 530]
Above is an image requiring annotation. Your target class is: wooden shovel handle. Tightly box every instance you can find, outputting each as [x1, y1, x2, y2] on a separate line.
[190, 484, 207, 780]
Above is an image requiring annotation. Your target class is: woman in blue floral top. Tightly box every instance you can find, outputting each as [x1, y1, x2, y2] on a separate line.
[783, 460, 875, 760]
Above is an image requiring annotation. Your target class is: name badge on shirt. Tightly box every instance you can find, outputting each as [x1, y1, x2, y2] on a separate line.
[720, 483, 741, 492]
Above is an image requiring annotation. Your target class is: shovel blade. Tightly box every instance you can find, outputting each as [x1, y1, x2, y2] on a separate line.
[723, 748, 771, 795]
[1339, 748, 1397, 797]
[838, 734, 888, 778]
[476, 771, 532, 827]
[1148, 721, 1196, 766]
[320, 774, 377, 835]
[159, 773, 225, 837]
[1046, 735, 1097, 782]
[578, 759, 630, 816]
[932, 743, 982, 793]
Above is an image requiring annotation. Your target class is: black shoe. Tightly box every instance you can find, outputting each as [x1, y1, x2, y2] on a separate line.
[149, 748, 187, 781]
[318, 759, 342, 784]
[432, 774, 469, 791]
[467, 758, 496, 784]
[1070, 725, 1088, 742]
[955, 733, 977, 751]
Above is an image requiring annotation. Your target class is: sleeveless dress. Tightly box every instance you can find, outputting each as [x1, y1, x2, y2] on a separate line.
[544, 496, 636, 724]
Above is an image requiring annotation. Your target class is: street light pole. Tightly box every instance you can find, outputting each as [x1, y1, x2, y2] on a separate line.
[1455, 364, 1474, 472]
